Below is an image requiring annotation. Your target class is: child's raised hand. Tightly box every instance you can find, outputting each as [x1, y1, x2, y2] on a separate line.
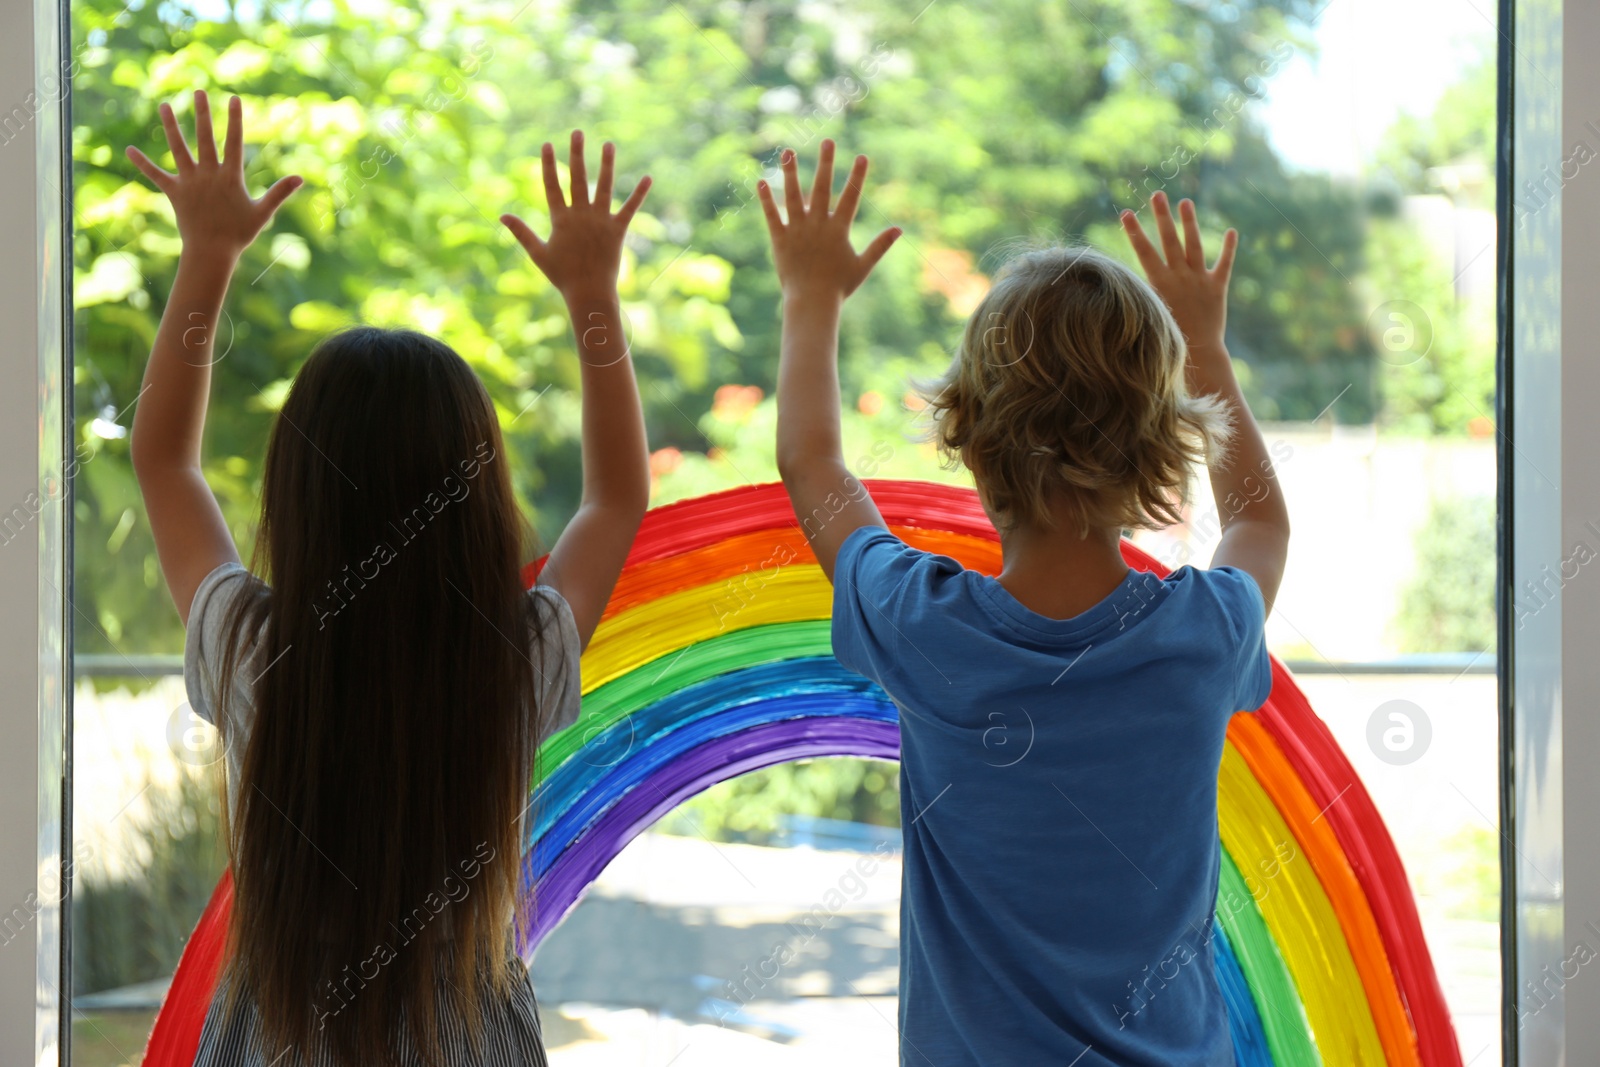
[758, 140, 901, 303]
[501, 132, 651, 304]
[125, 90, 302, 261]
[1120, 191, 1238, 352]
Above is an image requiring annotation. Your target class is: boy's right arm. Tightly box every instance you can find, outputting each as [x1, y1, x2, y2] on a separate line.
[503, 133, 653, 649]
[758, 141, 901, 581]
[1121, 192, 1290, 614]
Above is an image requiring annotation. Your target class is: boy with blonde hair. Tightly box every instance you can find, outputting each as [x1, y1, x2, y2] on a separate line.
[758, 141, 1289, 1065]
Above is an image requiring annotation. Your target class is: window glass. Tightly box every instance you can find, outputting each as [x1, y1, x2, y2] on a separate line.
[68, 1, 1499, 1062]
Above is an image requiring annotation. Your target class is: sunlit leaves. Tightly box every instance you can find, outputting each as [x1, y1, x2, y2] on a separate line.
[72, 0, 1436, 657]
[77, 252, 145, 307]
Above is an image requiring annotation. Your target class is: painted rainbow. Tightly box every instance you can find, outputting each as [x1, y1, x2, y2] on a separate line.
[144, 480, 1460, 1067]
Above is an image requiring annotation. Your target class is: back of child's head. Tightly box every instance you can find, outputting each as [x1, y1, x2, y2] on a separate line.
[257, 325, 524, 583]
[924, 244, 1231, 535]
[221, 325, 538, 1067]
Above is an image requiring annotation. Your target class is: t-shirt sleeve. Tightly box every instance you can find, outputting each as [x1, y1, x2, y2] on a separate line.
[182, 561, 263, 731]
[530, 584, 583, 739]
[831, 524, 937, 689]
[1210, 565, 1273, 712]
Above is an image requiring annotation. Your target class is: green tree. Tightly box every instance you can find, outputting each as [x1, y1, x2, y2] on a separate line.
[1375, 51, 1497, 211]
[1365, 211, 1497, 434]
[1367, 45, 1497, 432]
[72, 0, 742, 655]
[74, 0, 1383, 660]
[1392, 494, 1497, 654]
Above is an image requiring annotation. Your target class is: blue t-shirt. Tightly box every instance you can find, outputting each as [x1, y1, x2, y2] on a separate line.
[831, 526, 1273, 1067]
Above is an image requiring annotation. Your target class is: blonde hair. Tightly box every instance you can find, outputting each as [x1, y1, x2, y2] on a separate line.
[922, 243, 1232, 535]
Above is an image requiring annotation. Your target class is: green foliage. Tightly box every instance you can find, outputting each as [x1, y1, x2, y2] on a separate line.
[1411, 824, 1499, 922]
[76, 0, 1376, 657]
[651, 372, 970, 502]
[1365, 215, 1497, 434]
[73, 768, 226, 994]
[1392, 494, 1497, 654]
[1363, 41, 1497, 436]
[72, 0, 748, 653]
[1374, 49, 1497, 210]
[661, 758, 900, 843]
[1203, 155, 1380, 422]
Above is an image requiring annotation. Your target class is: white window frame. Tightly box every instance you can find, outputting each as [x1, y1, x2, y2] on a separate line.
[1507, 0, 1600, 1064]
[0, 0, 70, 1064]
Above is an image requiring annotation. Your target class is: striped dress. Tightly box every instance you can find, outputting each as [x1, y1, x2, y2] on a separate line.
[182, 563, 584, 1067]
[190, 962, 551, 1067]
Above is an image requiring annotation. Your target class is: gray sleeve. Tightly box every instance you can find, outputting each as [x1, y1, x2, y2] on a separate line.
[529, 584, 583, 740]
[182, 562, 261, 731]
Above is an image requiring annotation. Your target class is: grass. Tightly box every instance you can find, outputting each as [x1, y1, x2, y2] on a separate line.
[71, 1010, 156, 1067]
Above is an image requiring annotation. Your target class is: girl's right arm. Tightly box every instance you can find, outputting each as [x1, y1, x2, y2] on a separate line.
[1121, 191, 1290, 615]
[502, 133, 652, 649]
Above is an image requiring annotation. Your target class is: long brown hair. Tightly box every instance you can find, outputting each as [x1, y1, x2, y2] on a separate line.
[216, 326, 542, 1065]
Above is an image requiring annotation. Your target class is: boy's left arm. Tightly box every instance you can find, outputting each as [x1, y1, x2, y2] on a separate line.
[1120, 193, 1289, 614]
[126, 91, 302, 625]
[759, 140, 901, 581]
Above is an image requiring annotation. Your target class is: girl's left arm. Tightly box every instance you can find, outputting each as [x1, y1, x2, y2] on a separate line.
[502, 133, 652, 649]
[125, 91, 302, 625]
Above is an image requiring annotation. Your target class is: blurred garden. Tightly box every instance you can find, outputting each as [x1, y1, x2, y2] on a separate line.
[72, 0, 1494, 660]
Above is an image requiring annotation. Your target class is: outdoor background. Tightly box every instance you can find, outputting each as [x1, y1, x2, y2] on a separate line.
[62, 0, 1501, 1063]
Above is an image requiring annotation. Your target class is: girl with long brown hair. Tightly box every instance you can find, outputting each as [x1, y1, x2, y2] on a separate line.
[127, 90, 652, 1066]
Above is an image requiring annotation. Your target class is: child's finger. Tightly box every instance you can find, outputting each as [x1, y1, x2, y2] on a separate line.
[158, 102, 195, 173]
[756, 179, 784, 233]
[595, 142, 616, 212]
[223, 95, 244, 171]
[615, 175, 652, 228]
[568, 130, 589, 209]
[540, 142, 566, 213]
[1151, 192, 1186, 267]
[858, 226, 902, 275]
[780, 148, 805, 222]
[833, 154, 869, 223]
[254, 174, 303, 219]
[193, 90, 218, 165]
[1119, 210, 1163, 278]
[1212, 228, 1239, 281]
[125, 146, 175, 191]
[501, 213, 548, 260]
[810, 139, 835, 215]
[1179, 199, 1205, 269]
